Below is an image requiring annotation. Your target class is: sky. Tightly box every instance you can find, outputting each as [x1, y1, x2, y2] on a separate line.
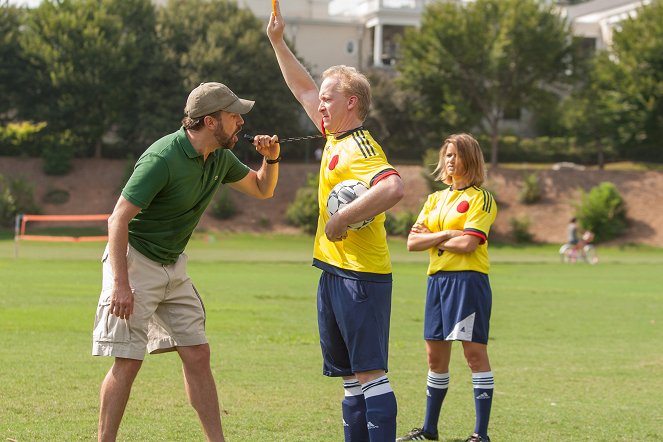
[6, 0, 42, 7]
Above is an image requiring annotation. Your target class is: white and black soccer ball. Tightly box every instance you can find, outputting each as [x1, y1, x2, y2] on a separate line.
[326, 179, 374, 230]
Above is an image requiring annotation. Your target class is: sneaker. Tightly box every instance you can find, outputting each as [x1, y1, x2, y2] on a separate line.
[465, 434, 491, 442]
[396, 427, 439, 441]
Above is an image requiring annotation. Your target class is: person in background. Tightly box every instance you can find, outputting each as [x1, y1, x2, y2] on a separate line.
[398, 134, 497, 442]
[567, 217, 580, 262]
[580, 229, 599, 264]
[266, 2, 405, 440]
[92, 82, 281, 442]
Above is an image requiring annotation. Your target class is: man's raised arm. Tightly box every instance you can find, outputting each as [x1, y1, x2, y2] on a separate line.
[266, 1, 322, 131]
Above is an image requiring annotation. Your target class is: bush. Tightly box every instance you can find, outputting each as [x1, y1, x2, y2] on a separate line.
[42, 188, 70, 205]
[0, 121, 48, 157]
[518, 173, 542, 204]
[285, 173, 319, 234]
[41, 130, 80, 176]
[575, 182, 627, 242]
[8, 176, 40, 215]
[0, 175, 17, 227]
[510, 215, 534, 243]
[385, 210, 418, 236]
[256, 215, 271, 229]
[210, 186, 237, 220]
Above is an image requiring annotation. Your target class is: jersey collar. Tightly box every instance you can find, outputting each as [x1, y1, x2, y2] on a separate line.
[330, 126, 364, 141]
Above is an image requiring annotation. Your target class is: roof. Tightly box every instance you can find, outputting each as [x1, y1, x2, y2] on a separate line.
[565, 0, 649, 21]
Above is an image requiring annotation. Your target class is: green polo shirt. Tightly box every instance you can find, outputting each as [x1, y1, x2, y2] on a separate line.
[122, 127, 250, 264]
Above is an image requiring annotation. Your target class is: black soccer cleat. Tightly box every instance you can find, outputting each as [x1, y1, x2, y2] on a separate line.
[465, 434, 491, 442]
[396, 427, 439, 441]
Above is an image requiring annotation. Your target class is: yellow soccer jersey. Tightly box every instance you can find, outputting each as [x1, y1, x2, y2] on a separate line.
[314, 127, 399, 276]
[415, 186, 497, 275]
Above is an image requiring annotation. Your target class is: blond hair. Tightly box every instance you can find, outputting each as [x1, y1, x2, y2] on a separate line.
[321, 65, 372, 121]
[433, 133, 486, 187]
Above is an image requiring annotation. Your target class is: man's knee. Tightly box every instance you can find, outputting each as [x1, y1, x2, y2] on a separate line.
[354, 369, 386, 385]
[111, 357, 143, 379]
[178, 344, 212, 369]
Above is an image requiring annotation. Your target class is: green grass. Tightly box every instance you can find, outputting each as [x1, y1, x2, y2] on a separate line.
[0, 234, 662, 441]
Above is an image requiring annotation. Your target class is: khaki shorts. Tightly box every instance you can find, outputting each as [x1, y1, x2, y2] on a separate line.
[92, 244, 207, 360]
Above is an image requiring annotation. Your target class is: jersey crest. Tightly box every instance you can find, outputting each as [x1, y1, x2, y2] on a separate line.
[328, 154, 339, 170]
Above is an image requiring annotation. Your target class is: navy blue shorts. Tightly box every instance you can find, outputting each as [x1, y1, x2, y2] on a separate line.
[317, 271, 392, 377]
[424, 271, 492, 344]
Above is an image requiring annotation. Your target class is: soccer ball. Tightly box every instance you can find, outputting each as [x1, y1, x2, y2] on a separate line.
[326, 179, 374, 230]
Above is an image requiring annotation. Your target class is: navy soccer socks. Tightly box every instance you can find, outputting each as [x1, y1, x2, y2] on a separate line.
[422, 370, 449, 436]
[472, 371, 494, 439]
[361, 375, 398, 441]
[342, 379, 369, 441]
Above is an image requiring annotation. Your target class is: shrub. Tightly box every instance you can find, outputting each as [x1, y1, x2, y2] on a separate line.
[385, 210, 418, 236]
[0, 175, 17, 227]
[9, 176, 40, 215]
[0, 121, 48, 157]
[510, 215, 534, 243]
[575, 182, 627, 242]
[41, 130, 79, 176]
[285, 173, 319, 234]
[210, 186, 237, 220]
[42, 188, 70, 205]
[0, 175, 41, 227]
[518, 173, 542, 204]
[257, 215, 271, 229]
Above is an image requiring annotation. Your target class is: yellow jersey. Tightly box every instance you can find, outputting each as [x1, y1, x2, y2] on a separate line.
[313, 127, 399, 278]
[415, 186, 497, 275]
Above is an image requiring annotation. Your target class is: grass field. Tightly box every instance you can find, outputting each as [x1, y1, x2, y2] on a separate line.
[1, 233, 662, 441]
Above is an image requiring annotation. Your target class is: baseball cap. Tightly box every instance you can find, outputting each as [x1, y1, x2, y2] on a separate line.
[184, 82, 255, 118]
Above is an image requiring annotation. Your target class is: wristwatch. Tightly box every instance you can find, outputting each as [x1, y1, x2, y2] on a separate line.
[265, 155, 281, 164]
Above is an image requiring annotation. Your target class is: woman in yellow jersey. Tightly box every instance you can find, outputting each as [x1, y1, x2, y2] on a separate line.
[397, 134, 497, 442]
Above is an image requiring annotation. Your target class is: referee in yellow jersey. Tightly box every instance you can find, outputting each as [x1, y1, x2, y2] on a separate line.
[267, 3, 405, 441]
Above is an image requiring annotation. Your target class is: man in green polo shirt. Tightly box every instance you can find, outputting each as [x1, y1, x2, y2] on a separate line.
[92, 82, 281, 442]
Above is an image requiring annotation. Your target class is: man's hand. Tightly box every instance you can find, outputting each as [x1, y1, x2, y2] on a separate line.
[325, 212, 349, 242]
[266, 0, 285, 43]
[110, 284, 134, 320]
[248, 134, 280, 162]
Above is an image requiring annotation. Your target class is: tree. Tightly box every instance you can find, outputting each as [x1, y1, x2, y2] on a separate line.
[0, 2, 32, 122]
[397, 0, 575, 166]
[587, 0, 663, 162]
[561, 54, 625, 169]
[157, 0, 305, 161]
[18, 0, 178, 157]
[364, 70, 434, 160]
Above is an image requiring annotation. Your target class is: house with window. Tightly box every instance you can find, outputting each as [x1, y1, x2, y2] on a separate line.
[561, 0, 651, 52]
[236, 0, 650, 78]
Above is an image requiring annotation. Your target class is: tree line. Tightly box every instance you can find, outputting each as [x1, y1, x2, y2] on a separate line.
[1, 0, 662, 170]
[0, 0, 306, 167]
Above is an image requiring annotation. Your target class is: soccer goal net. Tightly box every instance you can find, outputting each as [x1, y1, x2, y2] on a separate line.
[14, 213, 110, 257]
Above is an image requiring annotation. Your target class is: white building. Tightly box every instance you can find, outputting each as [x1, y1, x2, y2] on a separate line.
[236, 0, 650, 78]
[12, 0, 650, 77]
[561, 0, 651, 51]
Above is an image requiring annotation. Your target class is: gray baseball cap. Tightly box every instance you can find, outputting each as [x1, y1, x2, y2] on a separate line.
[184, 82, 255, 118]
